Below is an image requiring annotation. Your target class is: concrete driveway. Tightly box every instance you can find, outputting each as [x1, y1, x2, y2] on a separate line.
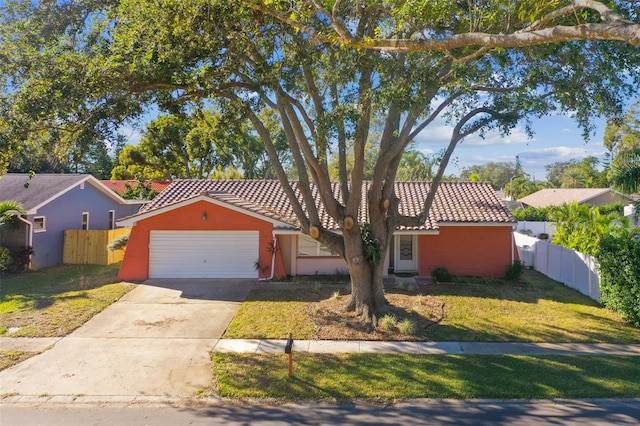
[0, 279, 255, 398]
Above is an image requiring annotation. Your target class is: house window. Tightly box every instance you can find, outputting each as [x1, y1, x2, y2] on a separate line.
[297, 235, 338, 257]
[33, 216, 46, 233]
[108, 210, 115, 230]
[82, 212, 89, 230]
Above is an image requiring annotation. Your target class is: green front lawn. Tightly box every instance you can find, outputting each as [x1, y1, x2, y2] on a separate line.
[224, 271, 640, 342]
[0, 264, 135, 337]
[213, 353, 640, 399]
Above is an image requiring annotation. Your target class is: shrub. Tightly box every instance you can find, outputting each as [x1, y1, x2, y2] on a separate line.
[107, 233, 129, 251]
[398, 318, 417, 335]
[505, 260, 526, 281]
[378, 314, 397, 331]
[0, 246, 14, 273]
[550, 202, 630, 256]
[12, 245, 33, 273]
[597, 235, 640, 326]
[512, 206, 550, 221]
[431, 267, 452, 283]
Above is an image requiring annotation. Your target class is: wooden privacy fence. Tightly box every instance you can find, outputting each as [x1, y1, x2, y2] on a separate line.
[63, 228, 130, 265]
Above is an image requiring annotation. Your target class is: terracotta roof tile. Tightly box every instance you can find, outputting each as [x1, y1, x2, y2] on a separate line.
[100, 180, 171, 194]
[140, 180, 514, 230]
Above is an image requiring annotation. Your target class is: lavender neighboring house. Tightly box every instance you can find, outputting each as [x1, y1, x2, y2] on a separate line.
[0, 174, 144, 269]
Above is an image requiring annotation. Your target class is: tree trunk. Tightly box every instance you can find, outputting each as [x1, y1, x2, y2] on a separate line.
[342, 229, 388, 323]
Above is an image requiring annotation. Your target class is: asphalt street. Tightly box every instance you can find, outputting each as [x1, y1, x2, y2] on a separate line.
[3, 399, 640, 425]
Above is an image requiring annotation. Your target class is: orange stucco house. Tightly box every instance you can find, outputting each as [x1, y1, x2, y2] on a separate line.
[117, 180, 516, 281]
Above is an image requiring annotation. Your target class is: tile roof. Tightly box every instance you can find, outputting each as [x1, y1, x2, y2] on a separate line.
[139, 180, 514, 231]
[100, 180, 172, 194]
[0, 173, 91, 210]
[518, 188, 629, 208]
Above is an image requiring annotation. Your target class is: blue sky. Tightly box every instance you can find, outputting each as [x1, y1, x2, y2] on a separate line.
[119, 108, 615, 182]
[414, 112, 610, 181]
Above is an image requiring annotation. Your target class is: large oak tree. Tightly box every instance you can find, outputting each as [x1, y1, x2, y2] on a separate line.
[1, 0, 639, 322]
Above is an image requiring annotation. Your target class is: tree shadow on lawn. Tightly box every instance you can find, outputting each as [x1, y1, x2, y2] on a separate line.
[215, 353, 640, 399]
[33, 292, 90, 309]
[428, 319, 640, 343]
[425, 270, 602, 306]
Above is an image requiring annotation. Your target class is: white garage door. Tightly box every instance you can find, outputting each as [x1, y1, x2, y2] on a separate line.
[149, 231, 259, 278]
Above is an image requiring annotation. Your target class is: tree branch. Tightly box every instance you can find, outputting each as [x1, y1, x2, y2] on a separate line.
[245, 0, 640, 51]
[397, 107, 510, 227]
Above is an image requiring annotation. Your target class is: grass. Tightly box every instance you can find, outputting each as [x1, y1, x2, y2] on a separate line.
[213, 353, 640, 399]
[426, 270, 640, 343]
[0, 264, 135, 337]
[224, 270, 640, 343]
[223, 289, 317, 339]
[0, 350, 36, 370]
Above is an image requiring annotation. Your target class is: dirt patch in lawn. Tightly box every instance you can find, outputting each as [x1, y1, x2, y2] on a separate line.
[308, 288, 445, 341]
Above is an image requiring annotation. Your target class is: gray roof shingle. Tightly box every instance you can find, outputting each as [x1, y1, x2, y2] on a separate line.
[138, 180, 514, 231]
[0, 174, 91, 211]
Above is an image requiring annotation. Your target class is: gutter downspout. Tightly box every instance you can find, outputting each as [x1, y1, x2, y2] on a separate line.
[259, 237, 277, 281]
[511, 224, 516, 264]
[17, 216, 33, 269]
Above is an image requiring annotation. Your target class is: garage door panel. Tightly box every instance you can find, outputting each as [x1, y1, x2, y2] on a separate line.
[149, 231, 259, 278]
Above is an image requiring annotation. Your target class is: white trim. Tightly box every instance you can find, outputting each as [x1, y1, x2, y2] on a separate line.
[82, 212, 89, 230]
[394, 234, 418, 272]
[272, 229, 302, 235]
[27, 175, 143, 215]
[108, 210, 116, 230]
[32, 216, 46, 233]
[18, 216, 33, 248]
[116, 194, 293, 228]
[393, 229, 439, 235]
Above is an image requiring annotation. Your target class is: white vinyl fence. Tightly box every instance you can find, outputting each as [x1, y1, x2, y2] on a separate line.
[514, 231, 600, 301]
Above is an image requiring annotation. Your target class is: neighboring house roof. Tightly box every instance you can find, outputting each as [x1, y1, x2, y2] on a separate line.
[121, 180, 514, 231]
[518, 188, 632, 209]
[100, 180, 172, 194]
[0, 173, 144, 214]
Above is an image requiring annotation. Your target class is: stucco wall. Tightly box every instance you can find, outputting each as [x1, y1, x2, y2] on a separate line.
[30, 183, 141, 269]
[118, 200, 276, 281]
[419, 225, 514, 277]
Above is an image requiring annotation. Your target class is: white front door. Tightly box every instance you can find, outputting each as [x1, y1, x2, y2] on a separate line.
[394, 235, 418, 272]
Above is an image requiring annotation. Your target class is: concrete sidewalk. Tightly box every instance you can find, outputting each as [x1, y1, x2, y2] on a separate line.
[212, 339, 640, 356]
[4, 337, 640, 356]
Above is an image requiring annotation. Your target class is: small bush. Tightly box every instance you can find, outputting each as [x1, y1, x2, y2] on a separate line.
[414, 294, 424, 305]
[0, 246, 14, 273]
[4, 245, 33, 273]
[432, 267, 452, 283]
[107, 233, 129, 251]
[378, 314, 398, 331]
[505, 260, 525, 281]
[398, 318, 417, 335]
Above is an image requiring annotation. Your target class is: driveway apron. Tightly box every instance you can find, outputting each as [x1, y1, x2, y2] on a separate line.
[0, 279, 255, 398]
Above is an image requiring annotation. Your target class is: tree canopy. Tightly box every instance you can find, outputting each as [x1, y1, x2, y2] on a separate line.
[1, 0, 639, 321]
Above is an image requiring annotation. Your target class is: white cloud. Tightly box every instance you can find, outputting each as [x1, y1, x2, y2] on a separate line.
[415, 121, 531, 148]
[119, 126, 143, 145]
[519, 146, 605, 162]
[462, 126, 531, 147]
